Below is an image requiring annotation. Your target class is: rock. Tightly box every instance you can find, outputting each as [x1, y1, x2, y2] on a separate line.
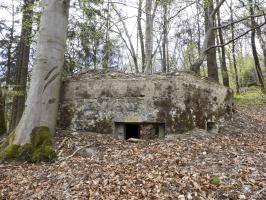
[238, 194, 246, 199]
[127, 138, 145, 143]
[70, 132, 79, 136]
[242, 185, 252, 193]
[178, 195, 186, 200]
[187, 192, 193, 200]
[251, 188, 266, 200]
[77, 146, 102, 160]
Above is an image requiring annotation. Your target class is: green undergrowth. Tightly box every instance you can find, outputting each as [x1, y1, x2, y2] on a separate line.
[210, 176, 221, 186]
[0, 126, 56, 163]
[234, 86, 266, 105]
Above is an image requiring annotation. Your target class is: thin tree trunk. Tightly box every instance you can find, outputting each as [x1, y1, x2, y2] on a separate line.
[14, 0, 70, 145]
[103, 0, 110, 69]
[112, 4, 139, 72]
[229, 2, 240, 94]
[205, 0, 219, 82]
[249, 0, 266, 92]
[191, 0, 226, 74]
[6, 0, 15, 86]
[162, 3, 168, 73]
[255, 26, 266, 69]
[10, 0, 35, 131]
[0, 87, 6, 135]
[93, 41, 98, 70]
[137, 0, 145, 73]
[144, 0, 153, 74]
[216, 0, 229, 87]
[196, 0, 201, 69]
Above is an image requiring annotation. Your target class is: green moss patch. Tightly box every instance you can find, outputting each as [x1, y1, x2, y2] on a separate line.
[0, 127, 56, 163]
[30, 127, 56, 162]
[210, 176, 221, 186]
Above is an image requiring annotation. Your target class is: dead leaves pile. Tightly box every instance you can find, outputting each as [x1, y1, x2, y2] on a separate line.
[0, 105, 265, 199]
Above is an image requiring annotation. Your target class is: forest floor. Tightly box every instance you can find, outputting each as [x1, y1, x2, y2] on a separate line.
[0, 102, 266, 199]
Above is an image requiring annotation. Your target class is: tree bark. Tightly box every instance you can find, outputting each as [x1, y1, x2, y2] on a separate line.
[6, 1, 15, 86]
[205, 0, 219, 82]
[137, 0, 145, 72]
[144, 0, 153, 74]
[0, 87, 6, 135]
[249, 0, 266, 92]
[254, 25, 266, 69]
[191, 0, 226, 76]
[13, 0, 70, 145]
[103, 0, 111, 69]
[10, 0, 35, 131]
[229, 2, 240, 94]
[216, 0, 229, 87]
[162, 2, 169, 73]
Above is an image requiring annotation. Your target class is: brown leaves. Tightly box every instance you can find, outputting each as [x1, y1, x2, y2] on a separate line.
[0, 104, 266, 199]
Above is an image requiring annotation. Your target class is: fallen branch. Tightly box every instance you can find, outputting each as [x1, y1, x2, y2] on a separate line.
[58, 144, 92, 162]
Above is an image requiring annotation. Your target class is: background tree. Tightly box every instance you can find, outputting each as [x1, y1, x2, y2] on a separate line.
[10, 0, 35, 131]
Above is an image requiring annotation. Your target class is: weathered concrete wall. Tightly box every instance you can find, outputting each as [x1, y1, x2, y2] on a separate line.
[58, 70, 233, 135]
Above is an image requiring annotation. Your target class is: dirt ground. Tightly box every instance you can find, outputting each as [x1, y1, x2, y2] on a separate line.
[0, 104, 265, 200]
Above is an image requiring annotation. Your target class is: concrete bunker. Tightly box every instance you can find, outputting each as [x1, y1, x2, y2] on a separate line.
[58, 70, 233, 139]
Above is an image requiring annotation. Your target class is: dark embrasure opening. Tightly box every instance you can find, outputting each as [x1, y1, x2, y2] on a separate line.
[125, 124, 140, 140]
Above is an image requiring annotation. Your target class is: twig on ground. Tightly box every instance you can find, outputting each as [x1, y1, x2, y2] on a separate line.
[58, 144, 92, 162]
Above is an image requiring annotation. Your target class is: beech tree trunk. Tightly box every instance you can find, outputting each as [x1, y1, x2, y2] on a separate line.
[13, 0, 70, 145]
[10, 0, 35, 131]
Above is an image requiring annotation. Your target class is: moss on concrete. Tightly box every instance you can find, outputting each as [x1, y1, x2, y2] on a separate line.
[0, 127, 56, 163]
[58, 104, 75, 129]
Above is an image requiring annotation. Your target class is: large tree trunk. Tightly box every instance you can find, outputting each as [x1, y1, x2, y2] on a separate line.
[0, 0, 70, 162]
[10, 0, 34, 131]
